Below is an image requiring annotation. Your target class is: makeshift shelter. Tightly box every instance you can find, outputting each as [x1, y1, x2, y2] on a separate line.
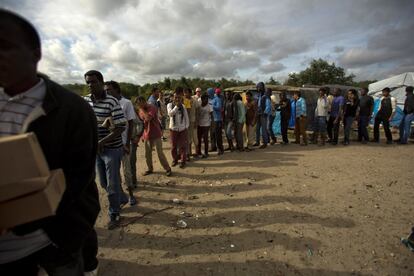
[368, 72, 414, 126]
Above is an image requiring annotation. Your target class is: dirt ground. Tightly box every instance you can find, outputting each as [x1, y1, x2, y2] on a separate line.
[95, 132, 414, 276]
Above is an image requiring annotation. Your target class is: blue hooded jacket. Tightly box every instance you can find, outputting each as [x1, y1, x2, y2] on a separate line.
[212, 94, 223, 122]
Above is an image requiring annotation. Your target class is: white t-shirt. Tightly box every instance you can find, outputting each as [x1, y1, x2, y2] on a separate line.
[119, 97, 137, 145]
[198, 104, 213, 127]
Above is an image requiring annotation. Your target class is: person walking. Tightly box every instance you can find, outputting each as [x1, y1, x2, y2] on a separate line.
[279, 92, 291, 145]
[342, 89, 359, 145]
[197, 94, 213, 158]
[373, 87, 396, 144]
[245, 91, 258, 151]
[136, 97, 172, 176]
[293, 91, 308, 145]
[168, 91, 190, 168]
[358, 87, 374, 144]
[327, 88, 345, 145]
[398, 86, 414, 144]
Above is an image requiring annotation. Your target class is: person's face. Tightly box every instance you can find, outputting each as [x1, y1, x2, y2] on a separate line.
[293, 94, 299, 100]
[104, 84, 118, 98]
[257, 83, 264, 93]
[360, 89, 367, 96]
[196, 90, 201, 96]
[0, 20, 40, 90]
[319, 90, 325, 97]
[246, 94, 251, 101]
[333, 89, 339, 96]
[382, 90, 390, 97]
[85, 75, 104, 96]
[184, 91, 191, 99]
[154, 90, 160, 98]
[201, 97, 208, 106]
[347, 91, 353, 100]
[174, 94, 182, 104]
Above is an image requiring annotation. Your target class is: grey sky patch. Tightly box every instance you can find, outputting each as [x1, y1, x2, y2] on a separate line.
[259, 62, 286, 74]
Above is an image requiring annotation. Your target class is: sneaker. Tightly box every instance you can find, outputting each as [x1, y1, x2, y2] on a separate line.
[120, 194, 129, 208]
[129, 196, 137, 206]
[259, 144, 267, 149]
[171, 161, 178, 167]
[217, 151, 224, 155]
[179, 162, 186, 169]
[401, 238, 414, 252]
[252, 143, 259, 147]
[142, 170, 153, 176]
[84, 266, 99, 276]
[107, 214, 121, 230]
[166, 169, 172, 177]
[201, 154, 208, 159]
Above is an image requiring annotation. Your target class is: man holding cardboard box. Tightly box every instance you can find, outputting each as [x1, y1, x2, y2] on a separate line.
[0, 9, 100, 276]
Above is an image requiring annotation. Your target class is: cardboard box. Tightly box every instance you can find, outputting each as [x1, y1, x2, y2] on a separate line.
[0, 133, 50, 186]
[0, 169, 66, 229]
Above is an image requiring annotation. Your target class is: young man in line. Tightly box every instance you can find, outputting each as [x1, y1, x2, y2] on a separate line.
[294, 91, 308, 145]
[184, 88, 199, 160]
[358, 87, 374, 144]
[327, 88, 345, 145]
[313, 87, 329, 145]
[104, 80, 137, 206]
[84, 70, 127, 230]
[234, 93, 246, 151]
[224, 90, 235, 151]
[245, 91, 258, 151]
[373, 87, 396, 144]
[212, 88, 225, 155]
[168, 90, 190, 168]
[279, 92, 291, 145]
[0, 10, 100, 275]
[135, 97, 171, 177]
[197, 94, 213, 158]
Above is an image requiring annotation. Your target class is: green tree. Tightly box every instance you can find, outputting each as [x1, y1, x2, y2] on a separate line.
[266, 76, 280, 85]
[285, 58, 355, 86]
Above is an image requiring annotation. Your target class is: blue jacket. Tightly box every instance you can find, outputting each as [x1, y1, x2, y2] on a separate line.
[212, 95, 223, 122]
[264, 97, 272, 115]
[295, 97, 307, 117]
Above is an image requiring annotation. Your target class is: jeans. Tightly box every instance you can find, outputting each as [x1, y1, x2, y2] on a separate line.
[343, 116, 354, 143]
[268, 114, 276, 141]
[0, 244, 83, 276]
[260, 114, 270, 145]
[358, 115, 370, 142]
[225, 121, 234, 144]
[121, 149, 134, 189]
[235, 122, 244, 149]
[130, 143, 138, 185]
[327, 116, 340, 143]
[399, 113, 414, 144]
[214, 121, 224, 152]
[210, 121, 217, 151]
[96, 147, 123, 217]
[374, 115, 392, 142]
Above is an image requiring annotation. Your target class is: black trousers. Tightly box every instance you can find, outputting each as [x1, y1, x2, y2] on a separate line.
[82, 229, 98, 272]
[214, 121, 224, 152]
[281, 116, 289, 143]
[327, 116, 340, 143]
[197, 126, 209, 155]
[210, 121, 216, 151]
[374, 115, 392, 142]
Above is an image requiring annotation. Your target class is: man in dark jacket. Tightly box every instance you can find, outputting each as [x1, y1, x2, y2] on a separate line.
[0, 9, 100, 275]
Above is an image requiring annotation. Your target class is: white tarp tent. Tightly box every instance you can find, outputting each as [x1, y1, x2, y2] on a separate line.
[368, 72, 414, 107]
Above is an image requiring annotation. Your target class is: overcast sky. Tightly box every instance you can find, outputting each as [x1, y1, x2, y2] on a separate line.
[3, 0, 414, 84]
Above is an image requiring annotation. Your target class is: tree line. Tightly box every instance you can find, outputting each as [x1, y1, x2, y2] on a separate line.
[63, 59, 376, 99]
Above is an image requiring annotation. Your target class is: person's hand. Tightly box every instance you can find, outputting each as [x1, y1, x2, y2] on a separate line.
[123, 144, 130, 155]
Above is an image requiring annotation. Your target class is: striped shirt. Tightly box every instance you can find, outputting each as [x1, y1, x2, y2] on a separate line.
[0, 79, 51, 264]
[84, 93, 126, 149]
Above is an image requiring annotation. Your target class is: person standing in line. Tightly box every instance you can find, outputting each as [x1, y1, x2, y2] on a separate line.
[184, 88, 198, 160]
[279, 92, 291, 145]
[358, 87, 374, 144]
[245, 91, 258, 151]
[224, 90, 235, 151]
[207, 88, 217, 152]
[157, 91, 168, 141]
[293, 91, 308, 145]
[373, 87, 396, 144]
[398, 86, 414, 144]
[212, 88, 225, 155]
[234, 93, 246, 151]
[168, 90, 189, 168]
[136, 97, 172, 176]
[327, 88, 345, 145]
[342, 89, 359, 145]
[197, 94, 213, 158]
[193, 87, 202, 102]
[313, 87, 329, 146]
[266, 88, 277, 145]
[0, 10, 100, 274]
[104, 80, 137, 206]
[254, 82, 266, 146]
